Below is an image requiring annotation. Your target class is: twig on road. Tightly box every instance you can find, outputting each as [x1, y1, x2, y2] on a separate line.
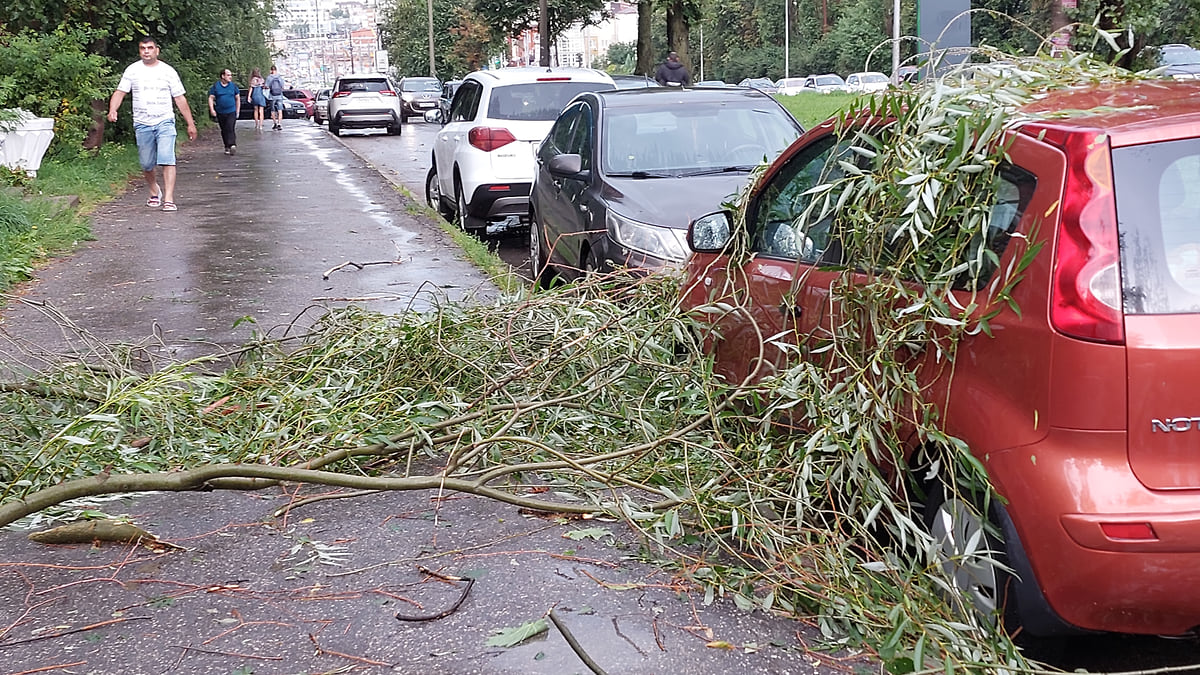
[321, 259, 406, 280]
[307, 633, 392, 667]
[549, 608, 609, 675]
[395, 566, 475, 621]
[11, 660, 87, 675]
[0, 616, 151, 648]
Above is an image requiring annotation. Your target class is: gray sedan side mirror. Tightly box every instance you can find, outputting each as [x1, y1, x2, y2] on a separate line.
[688, 211, 733, 252]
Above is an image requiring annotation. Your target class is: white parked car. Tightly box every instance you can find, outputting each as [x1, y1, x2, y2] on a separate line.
[844, 71, 890, 93]
[775, 77, 807, 95]
[328, 74, 402, 136]
[801, 73, 848, 93]
[425, 67, 616, 234]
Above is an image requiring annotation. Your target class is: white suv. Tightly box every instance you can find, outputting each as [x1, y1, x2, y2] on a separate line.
[328, 74, 402, 137]
[425, 67, 615, 234]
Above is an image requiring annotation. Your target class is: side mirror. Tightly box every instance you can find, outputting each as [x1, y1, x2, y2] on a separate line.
[547, 153, 585, 179]
[424, 109, 444, 124]
[688, 211, 733, 252]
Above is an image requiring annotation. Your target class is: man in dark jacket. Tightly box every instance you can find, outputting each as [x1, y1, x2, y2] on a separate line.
[654, 52, 691, 87]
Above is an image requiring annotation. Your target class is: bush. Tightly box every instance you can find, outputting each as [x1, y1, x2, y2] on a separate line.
[0, 28, 111, 157]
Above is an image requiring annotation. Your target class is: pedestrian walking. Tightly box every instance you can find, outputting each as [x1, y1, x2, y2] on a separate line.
[265, 65, 286, 130]
[654, 51, 691, 87]
[208, 68, 241, 155]
[107, 36, 197, 213]
[248, 67, 267, 130]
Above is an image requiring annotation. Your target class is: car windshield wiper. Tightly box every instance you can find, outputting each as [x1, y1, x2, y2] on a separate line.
[677, 165, 758, 177]
[607, 171, 676, 179]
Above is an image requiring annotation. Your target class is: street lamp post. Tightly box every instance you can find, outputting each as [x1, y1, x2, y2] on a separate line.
[784, 0, 789, 79]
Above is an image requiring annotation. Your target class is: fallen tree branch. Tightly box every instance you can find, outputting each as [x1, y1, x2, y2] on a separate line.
[0, 464, 604, 529]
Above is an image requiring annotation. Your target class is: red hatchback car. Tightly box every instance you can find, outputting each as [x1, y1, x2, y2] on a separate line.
[681, 80, 1200, 637]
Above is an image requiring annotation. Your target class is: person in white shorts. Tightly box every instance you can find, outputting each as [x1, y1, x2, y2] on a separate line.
[107, 36, 198, 212]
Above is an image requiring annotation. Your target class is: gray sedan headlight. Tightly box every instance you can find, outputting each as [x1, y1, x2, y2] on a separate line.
[606, 211, 689, 262]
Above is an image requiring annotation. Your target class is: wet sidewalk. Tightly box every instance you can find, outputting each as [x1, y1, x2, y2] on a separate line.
[0, 121, 496, 364]
[0, 122, 874, 674]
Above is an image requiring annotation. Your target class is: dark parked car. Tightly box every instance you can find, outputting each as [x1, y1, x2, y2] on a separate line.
[681, 79, 1200, 637]
[433, 79, 462, 123]
[529, 87, 803, 284]
[398, 76, 441, 121]
[283, 88, 315, 118]
[237, 87, 304, 119]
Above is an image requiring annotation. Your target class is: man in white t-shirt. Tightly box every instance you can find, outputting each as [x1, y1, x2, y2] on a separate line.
[107, 36, 198, 212]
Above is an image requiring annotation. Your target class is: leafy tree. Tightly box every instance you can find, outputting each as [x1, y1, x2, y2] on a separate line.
[471, 0, 609, 43]
[0, 0, 272, 149]
[0, 28, 111, 156]
[600, 41, 636, 72]
[381, 0, 496, 78]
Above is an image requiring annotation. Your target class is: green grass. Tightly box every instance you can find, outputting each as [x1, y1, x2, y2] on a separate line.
[0, 143, 141, 298]
[34, 144, 142, 203]
[774, 92, 861, 128]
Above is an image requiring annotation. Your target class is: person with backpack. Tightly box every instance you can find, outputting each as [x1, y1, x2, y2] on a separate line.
[265, 65, 286, 130]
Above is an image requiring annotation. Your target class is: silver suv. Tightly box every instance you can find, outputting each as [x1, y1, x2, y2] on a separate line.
[328, 74, 402, 137]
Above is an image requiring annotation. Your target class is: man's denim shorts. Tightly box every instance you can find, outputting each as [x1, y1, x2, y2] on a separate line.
[134, 118, 178, 171]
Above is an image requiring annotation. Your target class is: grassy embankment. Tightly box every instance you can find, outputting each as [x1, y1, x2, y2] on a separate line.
[0, 144, 141, 297]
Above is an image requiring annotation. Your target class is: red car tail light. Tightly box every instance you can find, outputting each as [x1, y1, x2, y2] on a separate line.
[536, 77, 571, 81]
[332, 91, 352, 98]
[379, 90, 398, 97]
[469, 127, 517, 152]
[1042, 128, 1125, 344]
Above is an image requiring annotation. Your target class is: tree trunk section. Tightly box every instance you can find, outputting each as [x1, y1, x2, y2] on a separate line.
[84, 99, 107, 150]
[636, 0, 654, 75]
[666, 0, 690, 70]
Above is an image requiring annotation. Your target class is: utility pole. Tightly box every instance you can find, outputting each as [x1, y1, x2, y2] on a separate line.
[784, 0, 789, 79]
[427, 0, 437, 77]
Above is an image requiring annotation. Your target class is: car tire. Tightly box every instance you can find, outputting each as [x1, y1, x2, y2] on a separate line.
[426, 167, 453, 220]
[529, 211, 554, 289]
[387, 123, 401, 136]
[455, 181, 483, 235]
[581, 246, 601, 278]
[923, 481, 1012, 631]
[330, 122, 341, 136]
